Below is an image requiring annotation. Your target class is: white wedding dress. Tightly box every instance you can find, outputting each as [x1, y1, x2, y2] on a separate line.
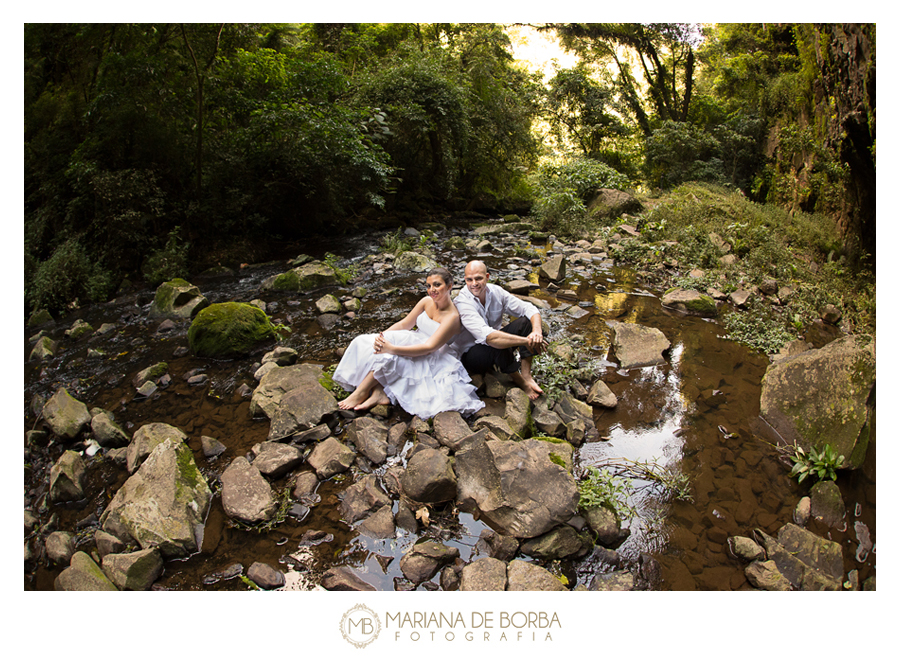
[332, 311, 484, 419]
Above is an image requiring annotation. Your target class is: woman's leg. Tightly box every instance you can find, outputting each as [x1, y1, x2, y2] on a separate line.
[338, 370, 378, 409]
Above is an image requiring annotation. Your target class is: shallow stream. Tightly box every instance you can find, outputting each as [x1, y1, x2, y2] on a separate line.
[23, 223, 876, 590]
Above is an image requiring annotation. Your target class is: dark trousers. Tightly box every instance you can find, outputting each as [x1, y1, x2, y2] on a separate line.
[460, 317, 535, 376]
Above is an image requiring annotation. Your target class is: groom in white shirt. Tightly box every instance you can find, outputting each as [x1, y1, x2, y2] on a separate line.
[454, 260, 548, 400]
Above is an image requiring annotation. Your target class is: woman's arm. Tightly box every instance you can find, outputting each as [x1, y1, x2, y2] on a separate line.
[379, 309, 461, 357]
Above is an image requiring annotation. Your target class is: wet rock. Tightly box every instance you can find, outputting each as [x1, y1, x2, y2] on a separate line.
[531, 399, 566, 437]
[460, 557, 508, 591]
[745, 560, 792, 591]
[320, 566, 376, 591]
[661, 288, 718, 317]
[101, 439, 212, 559]
[307, 437, 355, 479]
[45, 531, 76, 564]
[553, 392, 596, 443]
[250, 364, 325, 419]
[315, 294, 342, 315]
[473, 416, 515, 441]
[760, 336, 875, 468]
[754, 524, 843, 590]
[504, 388, 531, 437]
[589, 570, 635, 591]
[399, 541, 460, 583]
[508, 559, 568, 591]
[94, 530, 126, 559]
[400, 447, 458, 504]
[149, 278, 209, 320]
[28, 308, 54, 327]
[127, 422, 188, 474]
[247, 562, 286, 590]
[387, 422, 408, 454]
[29, 335, 58, 361]
[42, 388, 92, 441]
[432, 411, 472, 450]
[292, 472, 319, 500]
[456, 435, 578, 538]
[804, 319, 843, 348]
[267, 381, 340, 442]
[292, 424, 332, 444]
[587, 379, 617, 408]
[793, 496, 811, 526]
[102, 547, 163, 590]
[91, 412, 130, 448]
[261, 346, 298, 367]
[358, 505, 396, 539]
[24, 510, 39, 535]
[260, 261, 336, 292]
[251, 442, 303, 479]
[344, 417, 389, 464]
[475, 529, 519, 561]
[65, 319, 94, 340]
[611, 322, 670, 369]
[221, 457, 277, 524]
[254, 362, 279, 381]
[582, 504, 629, 548]
[728, 536, 765, 562]
[201, 435, 227, 459]
[394, 251, 439, 273]
[540, 254, 567, 282]
[340, 474, 390, 524]
[133, 362, 169, 389]
[49, 450, 86, 502]
[55, 552, 118, 591]
[809, 480, 846, 528]
[520, 525, 590, 560]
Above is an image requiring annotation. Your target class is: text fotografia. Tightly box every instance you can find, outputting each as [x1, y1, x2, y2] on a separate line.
[386, 611, 561, 642]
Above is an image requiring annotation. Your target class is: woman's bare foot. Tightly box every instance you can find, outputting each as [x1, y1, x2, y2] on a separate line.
[338, 387, 370, 410]
[354, 387, 391, 411]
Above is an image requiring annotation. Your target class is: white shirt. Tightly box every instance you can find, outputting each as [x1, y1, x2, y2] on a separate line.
[454, 283, 540, 355]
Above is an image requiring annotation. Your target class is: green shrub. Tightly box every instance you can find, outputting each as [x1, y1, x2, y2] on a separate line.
[143, 226, 190, 286]
[27, 238, 114, 312]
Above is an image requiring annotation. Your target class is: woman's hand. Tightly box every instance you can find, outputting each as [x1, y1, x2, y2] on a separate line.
[374, 332, 394, 355]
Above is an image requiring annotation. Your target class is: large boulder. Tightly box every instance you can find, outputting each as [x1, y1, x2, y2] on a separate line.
[250, 364, 325, 419]
[400, 447, 458, 504]
[55, 552, 118, 591]
[661, 288, 718, 317]
[91, 412, 130, 448]
[540, 254, 567, 282]
[127, 422, 188, 474]
[266, 381, 340, 442]
[393, 251, 439, 273]
[760, 336, 875, 468]
[101, 547, 164, 590]
[220, 457, 277, 524]
[587, 188, 643, 219]
[148, 278, 209, 320]
[42, 388, 91, 440]
[610, 321, 670, 369]
[100, 439, 212, 559]
[49, 451, 86, 503]
[455, 435, 578, 538]
[250, 442, 303, 479]
[260, 261, 337, 292]
[187, 302, 279, 359]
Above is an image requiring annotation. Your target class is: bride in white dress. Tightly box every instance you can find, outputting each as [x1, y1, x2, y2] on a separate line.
[332, 267, 484, 419]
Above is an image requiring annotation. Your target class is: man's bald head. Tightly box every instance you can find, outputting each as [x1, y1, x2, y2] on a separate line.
[464, 260, 490, 302]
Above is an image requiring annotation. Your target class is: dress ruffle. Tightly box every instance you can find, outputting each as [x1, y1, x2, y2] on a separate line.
[331, 312, 484, 419]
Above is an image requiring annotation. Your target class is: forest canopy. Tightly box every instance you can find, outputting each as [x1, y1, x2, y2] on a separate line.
[24, 23, 875, 314]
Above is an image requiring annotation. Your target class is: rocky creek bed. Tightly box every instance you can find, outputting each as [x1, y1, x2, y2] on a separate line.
[24, 214, 876, 591]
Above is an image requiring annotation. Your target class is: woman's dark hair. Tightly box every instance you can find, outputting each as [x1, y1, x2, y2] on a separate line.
[427, 267, 453, 287]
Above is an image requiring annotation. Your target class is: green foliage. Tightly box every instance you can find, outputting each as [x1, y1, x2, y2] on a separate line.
[143, 226, 190, 286]
[721, 300, 794, 354]
[532, 344, 598, 402]
[379, 229, 417, 256]
[323, 252, 357, 286]
[577, 466, 636, 521]
[319, 364, 350, 401]
[27, 238, 114, 313]
[788, 443, 845, 483]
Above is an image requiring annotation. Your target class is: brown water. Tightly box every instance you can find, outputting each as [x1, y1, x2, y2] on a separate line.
[23, 226, 876, 591]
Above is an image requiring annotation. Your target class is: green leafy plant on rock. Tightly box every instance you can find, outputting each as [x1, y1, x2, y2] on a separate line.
[787, 443, 845, 483]
[323, 252, 357, 286]
[577, 466, 637, 521]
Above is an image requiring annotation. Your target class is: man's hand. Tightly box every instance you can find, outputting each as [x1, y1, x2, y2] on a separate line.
[527, 331, 548, 354]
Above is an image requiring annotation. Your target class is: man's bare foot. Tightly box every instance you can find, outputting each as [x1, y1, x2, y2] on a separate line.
[354, 388, 391, 411]
[338, 388, 369, 410]
[511, 372, 543, 400]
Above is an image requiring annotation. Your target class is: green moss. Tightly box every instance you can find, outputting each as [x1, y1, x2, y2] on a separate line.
[684, 293, 717, 315]
[548, 453, 566, 468]
[534, 435, 566, 444]
[272, 270, 300, 291]
[188, 302, 279, 358]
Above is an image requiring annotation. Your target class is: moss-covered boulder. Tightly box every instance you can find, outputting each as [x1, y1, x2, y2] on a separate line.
[760, 336, 875, 468]
[187, 302, 279, 358]
[394, 251, 438, 272]
[661, 288, 718, 317]
[261, 261, 336, 292]
[28, 308, 54, 327]
[149, 278, 209, 320]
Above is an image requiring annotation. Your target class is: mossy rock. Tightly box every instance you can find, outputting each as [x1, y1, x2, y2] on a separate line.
[660, 288, 718, 317]
[262, 261, 337, 292]
[187, 302, 280, 358]
[28, 309, 54, 327]
[149, 278, 209, 320]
